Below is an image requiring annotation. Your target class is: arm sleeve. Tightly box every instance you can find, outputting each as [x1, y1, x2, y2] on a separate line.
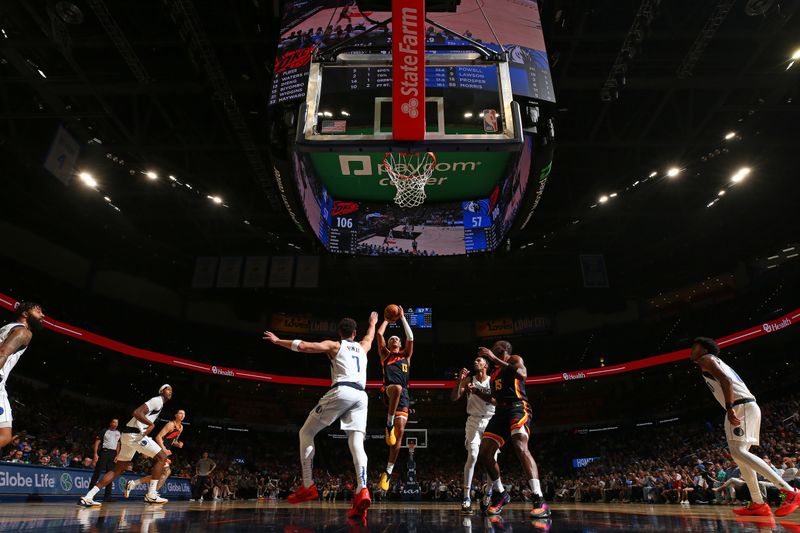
[400, 315, 413, 341]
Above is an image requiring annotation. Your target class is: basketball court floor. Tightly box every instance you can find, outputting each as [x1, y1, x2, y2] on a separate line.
[0, 501, 797, 532]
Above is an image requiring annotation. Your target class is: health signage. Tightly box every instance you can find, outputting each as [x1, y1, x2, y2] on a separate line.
[0, 463, 191, 498]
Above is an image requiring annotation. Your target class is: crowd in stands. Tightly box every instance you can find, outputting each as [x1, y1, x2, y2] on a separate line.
[3, 372, 798, 506]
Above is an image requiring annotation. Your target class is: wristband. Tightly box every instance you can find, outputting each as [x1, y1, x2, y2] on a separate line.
[291, 339, 302, 352]
[725, 402, 733, 410]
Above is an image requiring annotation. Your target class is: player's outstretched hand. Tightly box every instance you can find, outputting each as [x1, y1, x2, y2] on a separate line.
[398, 306, 405, 318]
[369, 311, 379, 325]
[458, 368, 470, 380]
[727, 408, 741, 426]
[175, 441, 184, 449]
[262, 331, 280, 344]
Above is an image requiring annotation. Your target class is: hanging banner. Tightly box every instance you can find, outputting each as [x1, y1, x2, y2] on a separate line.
[0, 293, 797, 389]
[392, 0, 426, 140]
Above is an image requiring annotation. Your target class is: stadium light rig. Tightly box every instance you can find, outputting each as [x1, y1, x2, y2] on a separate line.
[724, 131, 736, 140]
[666, 167, 681, 178]
[731, 167, 751, 183]
[145, 171, 158, 180]
[78, 172, 97, 188]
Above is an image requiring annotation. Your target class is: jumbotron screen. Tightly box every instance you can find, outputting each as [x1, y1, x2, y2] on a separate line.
[388, 307, 433, 329]
[271, 0, 554, 105]
[292, 135, 532, 256]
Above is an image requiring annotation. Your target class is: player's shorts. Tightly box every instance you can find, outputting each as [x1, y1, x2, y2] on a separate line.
[482, 400, 531, 448]
[382, 385, 410, 418]
[117, 432, 163, 462]
[725, 400, 761, 446]
[0, 390, 12, 428]
[307, 383, 368, 433]
[465, 415, 492, 451]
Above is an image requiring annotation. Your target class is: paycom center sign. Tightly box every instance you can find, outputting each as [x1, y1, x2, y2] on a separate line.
[308, 152, 511, 201]
[0, 463, 191, 498]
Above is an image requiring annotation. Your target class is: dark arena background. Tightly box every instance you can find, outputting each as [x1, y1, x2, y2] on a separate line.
[1, 0, 799, 531]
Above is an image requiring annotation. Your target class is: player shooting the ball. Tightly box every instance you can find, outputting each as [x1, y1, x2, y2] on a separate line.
[377, 305, 414, 493]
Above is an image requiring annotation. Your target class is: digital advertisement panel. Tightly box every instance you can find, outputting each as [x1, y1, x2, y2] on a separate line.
[270, 0, 554, 106]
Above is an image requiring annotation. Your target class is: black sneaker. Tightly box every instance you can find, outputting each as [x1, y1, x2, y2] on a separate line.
[461, 498, 473, 514]
[487, 491, 510, 515]
[479, 494, 491, 515]
[529, 495, 551, 518]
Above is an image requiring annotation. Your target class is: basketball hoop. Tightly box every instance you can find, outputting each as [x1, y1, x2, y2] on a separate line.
[383, 152, 436, 208]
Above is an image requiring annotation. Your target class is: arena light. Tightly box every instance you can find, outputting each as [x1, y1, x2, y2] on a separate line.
[79, 172, 97, 188]
[609, 192, 618, 198]
[666, 167, 681, 178]
[341, 110, 350, 117]
[718, 190, 726, 196]
[724, 131, 736, 140]
[464, 112, 473, 118]
[168, 175, 177, 181]
[103, 196, 111, 202]
[731, 167, 751, 183]
[793, 48, 800, 60]
[598, 195, 609, 204]
[145, 171, 158, 180]
[208, 195, 223, 204]
[648, 171, 657, 178]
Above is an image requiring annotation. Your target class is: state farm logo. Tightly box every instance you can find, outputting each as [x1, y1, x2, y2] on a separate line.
[211, 366, 234, 377]
[397, 6, 421, 99]
[762, 318, 791, 333]
[401, 97, 419, 118]
[562, 372, 586, 381]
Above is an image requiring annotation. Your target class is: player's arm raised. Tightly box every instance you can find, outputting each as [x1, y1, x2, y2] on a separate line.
[359, 312, 379, 353]
[262, 331, 339, 356]
[376, 317, 389, 356]
[0, 327, 31, 370]
[450, 368, 470, 401]
[398, 307, 415, 357]
[478, 347, 527, 380]
[698, 355, 741, 426]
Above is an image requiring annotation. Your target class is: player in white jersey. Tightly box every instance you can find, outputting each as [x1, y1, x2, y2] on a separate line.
[263, 312, 378, 521]
[451, 355, 496, 515]
[691, 337, 800, 517]
[0, 301, 45, 450]
[79, 385, 174, 507]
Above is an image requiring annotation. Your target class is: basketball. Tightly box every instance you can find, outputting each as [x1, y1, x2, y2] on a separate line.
[384, 304, 402, 322]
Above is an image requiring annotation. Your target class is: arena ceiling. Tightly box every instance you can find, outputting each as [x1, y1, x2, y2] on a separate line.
[1, 0, 798, 296]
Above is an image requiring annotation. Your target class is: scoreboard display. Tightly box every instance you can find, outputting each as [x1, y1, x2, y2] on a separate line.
[388, 308, 433, 329]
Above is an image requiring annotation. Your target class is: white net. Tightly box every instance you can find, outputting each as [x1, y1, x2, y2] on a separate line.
[383, 152, 436, 208]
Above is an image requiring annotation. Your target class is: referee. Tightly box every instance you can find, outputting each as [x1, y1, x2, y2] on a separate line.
[89, 418, 121, 502]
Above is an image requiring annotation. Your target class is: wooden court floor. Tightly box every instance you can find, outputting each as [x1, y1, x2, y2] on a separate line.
[0, 500, 798, 532]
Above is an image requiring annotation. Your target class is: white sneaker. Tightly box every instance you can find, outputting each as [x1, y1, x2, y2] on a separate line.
[144, 493, 168, 504]
[79, 496, 101, 507]
[124, 480, 137, 499]
[189, 499, 196, 502]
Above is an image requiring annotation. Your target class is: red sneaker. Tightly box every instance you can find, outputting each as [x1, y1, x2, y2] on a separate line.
[287, 484, 318, 504]
[776, 489, 800, 517]
[348, 488, 371, 519]
[733, 502, 772, 516]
